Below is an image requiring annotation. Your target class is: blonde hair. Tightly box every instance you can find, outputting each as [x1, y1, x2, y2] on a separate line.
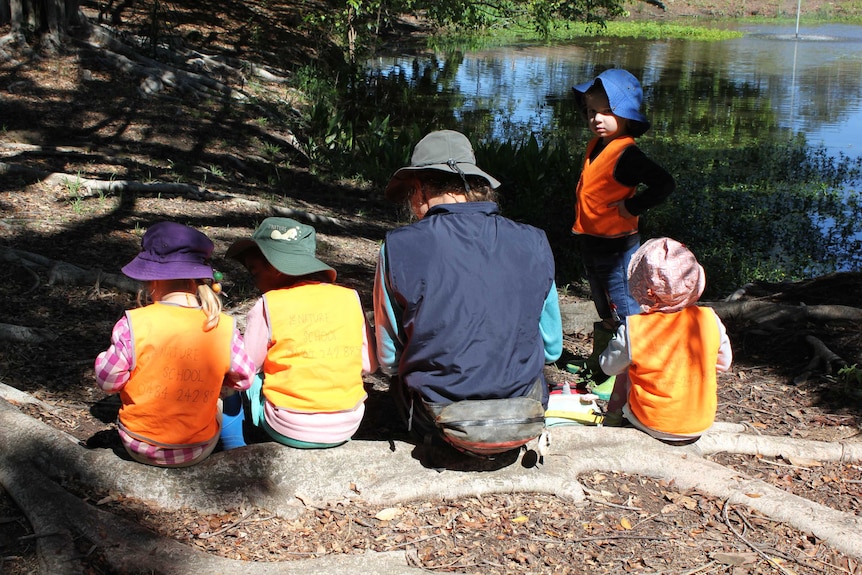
[144, 279, 222, 331]
[197, 282, 223, 331]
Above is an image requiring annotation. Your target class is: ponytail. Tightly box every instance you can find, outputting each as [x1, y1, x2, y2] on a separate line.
[197, 282, 223, 331]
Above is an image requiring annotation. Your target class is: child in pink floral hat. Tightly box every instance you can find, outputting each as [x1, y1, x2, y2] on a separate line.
[94, 221, 255, 467]
[599, 237, 732, 443]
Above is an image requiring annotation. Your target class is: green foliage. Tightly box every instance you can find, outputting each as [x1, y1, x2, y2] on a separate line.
[839, 364, 862, 387]
[644, 134, 862, 297]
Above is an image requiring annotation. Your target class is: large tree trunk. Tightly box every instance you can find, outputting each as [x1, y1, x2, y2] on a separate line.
[1, 0, 82, 44]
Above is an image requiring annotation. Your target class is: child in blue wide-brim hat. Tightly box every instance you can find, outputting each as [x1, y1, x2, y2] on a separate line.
[566, 68, 676, 399]
[572, 68, 651, 136]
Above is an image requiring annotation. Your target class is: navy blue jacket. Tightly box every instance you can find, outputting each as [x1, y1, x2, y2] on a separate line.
[383, 202, 556, 405]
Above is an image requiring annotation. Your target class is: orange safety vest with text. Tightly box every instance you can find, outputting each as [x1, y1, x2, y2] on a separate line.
[571, 136, 640, 238]
[262, 283, 367, 413]
[120, 303, 233, 446]
[627, 307, 720, 436]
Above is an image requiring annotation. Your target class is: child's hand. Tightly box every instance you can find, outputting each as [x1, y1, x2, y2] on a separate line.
[608, 200, 633, 219]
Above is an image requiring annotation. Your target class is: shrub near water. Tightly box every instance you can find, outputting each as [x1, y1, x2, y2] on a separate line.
[476, 132, 862, 298]
[306, 109, 861, 297]
[301, 69, 861, 298]
[629, 135, 862, 297]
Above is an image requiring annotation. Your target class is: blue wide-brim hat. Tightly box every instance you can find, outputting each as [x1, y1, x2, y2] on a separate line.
[573, 69, 651, 137]
[122, 221, 214, 281]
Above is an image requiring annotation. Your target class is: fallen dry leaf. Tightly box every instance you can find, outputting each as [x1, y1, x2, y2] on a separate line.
[374, 508, 401, 521]
[620, 517, 632, 530]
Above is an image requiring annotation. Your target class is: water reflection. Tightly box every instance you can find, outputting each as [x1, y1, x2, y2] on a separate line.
[363, 25, 862, 287]
[367, 24, 862, 156]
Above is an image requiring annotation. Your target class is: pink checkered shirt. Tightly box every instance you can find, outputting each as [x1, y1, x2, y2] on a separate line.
[94, 313, 255, 466]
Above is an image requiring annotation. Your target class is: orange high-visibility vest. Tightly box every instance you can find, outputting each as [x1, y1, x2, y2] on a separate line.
[627, 307, 720, 436]
[262, 284, 367, 413]
[120, 303, 234, 446]
[571, 136, 639, 238]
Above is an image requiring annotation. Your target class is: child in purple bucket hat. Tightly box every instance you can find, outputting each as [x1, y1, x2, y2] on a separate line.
[566, 68, 676, 401]
[598, 237, 733, 444]
[94, 221, 255, 467]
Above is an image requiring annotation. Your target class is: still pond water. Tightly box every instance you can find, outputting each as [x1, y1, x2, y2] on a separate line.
[368, 23, 862, 160]
[366, 23, 862, 279]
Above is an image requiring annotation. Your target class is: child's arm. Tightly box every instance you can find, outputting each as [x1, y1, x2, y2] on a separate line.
[614, 146, 675, 216]
[224, 328, 255, 392]
[94, 316, 133, 393]
[714, 314, 733, 372]
[354, 291, 379, 374]
[540, 281, 563, 363]
[599, 324, 631, 375]
[243, 298, 270, 371]
[372, 244, 404, 376]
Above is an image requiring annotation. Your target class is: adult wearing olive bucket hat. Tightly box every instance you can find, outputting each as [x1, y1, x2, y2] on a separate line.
[565, 69, 676, 400]
[225, 217, 377, 449]
[373, 130, 563, 457]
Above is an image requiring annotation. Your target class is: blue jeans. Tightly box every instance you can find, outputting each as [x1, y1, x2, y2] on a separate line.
[581, 235, 641, 323]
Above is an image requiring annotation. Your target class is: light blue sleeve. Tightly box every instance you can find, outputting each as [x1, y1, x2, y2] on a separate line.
[540, 281, 563, 363]
[372, 243, 405, 375]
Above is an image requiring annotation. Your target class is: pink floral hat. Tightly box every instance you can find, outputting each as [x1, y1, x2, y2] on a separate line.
[627, 237, 705, 314]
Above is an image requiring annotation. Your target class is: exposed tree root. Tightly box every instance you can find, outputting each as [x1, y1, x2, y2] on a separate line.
[1, 394, 861, 574]
[1, 246, 141, 293]
[0, 459, 418, 575]
[0, 322, 57, 343]
[795, 335, 848, 384]
[709, 300, 862, 326]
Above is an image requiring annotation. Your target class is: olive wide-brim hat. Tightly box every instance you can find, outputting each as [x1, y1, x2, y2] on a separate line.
[226, 217, 336, 282]
[384, 130, 502, 203]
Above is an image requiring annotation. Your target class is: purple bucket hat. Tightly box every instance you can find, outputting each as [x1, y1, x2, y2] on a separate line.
[122, 221, 214, 281]
[627, 237, 706, 314]
[573, 69, 651, 137]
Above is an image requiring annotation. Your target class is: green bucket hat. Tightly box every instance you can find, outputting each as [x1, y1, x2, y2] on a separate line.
[226, 217, 336, 281]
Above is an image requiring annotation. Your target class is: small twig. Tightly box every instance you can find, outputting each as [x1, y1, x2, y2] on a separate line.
[721, 501, 795, 575]
[809, 555, 856, 575]
[423, 553, 479, 570]
[733, 404, 779, 417]
[758, 458, 812, 471]
[732, 507, 755, 536]
[679, 560, 718, 575]
[0, 516, 22, 524]
[197, 509, 256, 539]
[383, 533, 443, 551]
[568, 534, 667, 543]
[18, 531, 63, 542]
[585, 494, 642, 511]
[740, 421, 764, 435]
[632, 512, 660, 529]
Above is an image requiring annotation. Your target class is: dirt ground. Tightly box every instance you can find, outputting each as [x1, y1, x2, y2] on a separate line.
[1, 0, 862, 573]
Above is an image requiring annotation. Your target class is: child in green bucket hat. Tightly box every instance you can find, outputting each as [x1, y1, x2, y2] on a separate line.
[225, 217, 377, 449]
